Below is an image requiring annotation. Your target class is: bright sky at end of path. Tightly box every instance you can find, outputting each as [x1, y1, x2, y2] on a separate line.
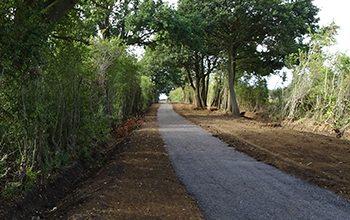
[165, 0, 350, 90]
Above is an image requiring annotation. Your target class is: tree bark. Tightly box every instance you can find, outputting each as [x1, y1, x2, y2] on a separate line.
[200, 74, 209, 107]
[181, 87, 185, 103]
[43, 0, 81, 22]
[205, 73, 209, 102]
[185, 67, 202, 108]
[227, 46, 240, 115]
[194, 74, 203, 108]
[154, 90, 159, 103]
[211, 83, 221, 107]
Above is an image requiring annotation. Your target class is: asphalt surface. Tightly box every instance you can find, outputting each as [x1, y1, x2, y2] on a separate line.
[157, 102, 350, 220]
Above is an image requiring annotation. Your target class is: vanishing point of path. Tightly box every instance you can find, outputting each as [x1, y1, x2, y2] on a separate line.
[157, 102, 350, 220]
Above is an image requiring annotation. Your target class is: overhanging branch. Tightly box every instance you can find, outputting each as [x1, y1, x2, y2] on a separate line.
[90, 0, 113, 12]
[43, 0, 80, 22]
[52, 35, 90, 45]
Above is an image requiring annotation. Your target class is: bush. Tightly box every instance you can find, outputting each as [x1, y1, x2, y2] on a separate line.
[283, 24, 350, 132]
[236, 74, 269, 111]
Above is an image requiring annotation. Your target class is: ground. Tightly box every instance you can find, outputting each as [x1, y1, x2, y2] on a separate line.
[172, 102, 350, 202]
[3, 102, 350, 219]
[5, 103, 203, 220]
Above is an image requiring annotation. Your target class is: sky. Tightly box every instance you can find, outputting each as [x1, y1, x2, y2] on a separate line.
[314, 0, 350, 55]
[165, 0, 350, 90]
[268, 0, 350, 89]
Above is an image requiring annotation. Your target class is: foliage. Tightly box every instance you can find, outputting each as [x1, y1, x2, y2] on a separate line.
[0, 0, 325, 200]
[267, 87, 288, 118]
[207, 70, 229, 108]
[140, 75, 155, 108]
[175, 0, 319, 114]
[0, 1, 156, 199]
[112, 53, 145, 119]
[82, 0, 173, 45]
[169, 88, 183, 102]
[283, 24, 350, 132]
[169, 84, 193, 103]
[164, 2, 220, 108]
[236, 74, 269, 111]
[140, 46, 184, 102]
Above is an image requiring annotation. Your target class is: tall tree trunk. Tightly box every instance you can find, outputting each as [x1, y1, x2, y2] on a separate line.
[217, 87, 224, 108]
[211, 85, 221, 107]
[181, 86, 185, 103]
[199, 57, 207, 107]
[185, 67, 202, 108]
[221, 86, 228, 110]
[227, 89, 233, 112]
[195, 56, 204, 108]
[200, 77, 207, 107]
[154, 90, 159, 103]
[195, 75, 203, 108]
[227, 47, 240, 115]
[205, 73, 210, 102]
[200, 74, 210, 107]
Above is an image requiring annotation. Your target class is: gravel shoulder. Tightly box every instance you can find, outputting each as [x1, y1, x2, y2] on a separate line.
[159, 102, 350, 219]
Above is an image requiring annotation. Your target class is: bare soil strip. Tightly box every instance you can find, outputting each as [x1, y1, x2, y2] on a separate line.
[172, 102, 350, 202]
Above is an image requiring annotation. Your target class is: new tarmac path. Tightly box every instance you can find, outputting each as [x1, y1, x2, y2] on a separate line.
[157, 102, 350, 220]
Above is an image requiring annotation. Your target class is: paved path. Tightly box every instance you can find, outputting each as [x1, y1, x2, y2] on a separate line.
[157, 103, 350, 220]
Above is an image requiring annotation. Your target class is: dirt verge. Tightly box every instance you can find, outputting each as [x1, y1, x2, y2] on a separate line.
[3, 104, 203, 220]
[42, 103, 203, 219]
[172, 102, 350, 202]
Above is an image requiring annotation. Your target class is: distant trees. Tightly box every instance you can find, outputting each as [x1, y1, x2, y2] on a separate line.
[172, 0, 319, 114]
[146, 2, 220, 108]
[140, 46, 184, 103]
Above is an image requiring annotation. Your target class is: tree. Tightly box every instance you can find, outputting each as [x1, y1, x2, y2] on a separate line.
[0, 0, 159, 197]
[11, 0, 80, 23]
[141, 46, 184, 103]
[178, 0, 319, 114]
[161, 5, 220, 108]
[88, 37, 124, 120]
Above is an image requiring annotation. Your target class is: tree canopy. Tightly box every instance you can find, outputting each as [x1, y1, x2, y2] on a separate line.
[173, 0, 319, 113]
[0, 0, 323, 199]
[0, 0, 169, 198]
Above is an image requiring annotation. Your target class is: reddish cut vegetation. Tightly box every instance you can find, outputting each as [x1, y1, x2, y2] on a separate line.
[113, 115, 144, 138]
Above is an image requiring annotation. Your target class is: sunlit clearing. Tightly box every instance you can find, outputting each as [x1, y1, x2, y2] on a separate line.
[159, 93, 168, 100]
